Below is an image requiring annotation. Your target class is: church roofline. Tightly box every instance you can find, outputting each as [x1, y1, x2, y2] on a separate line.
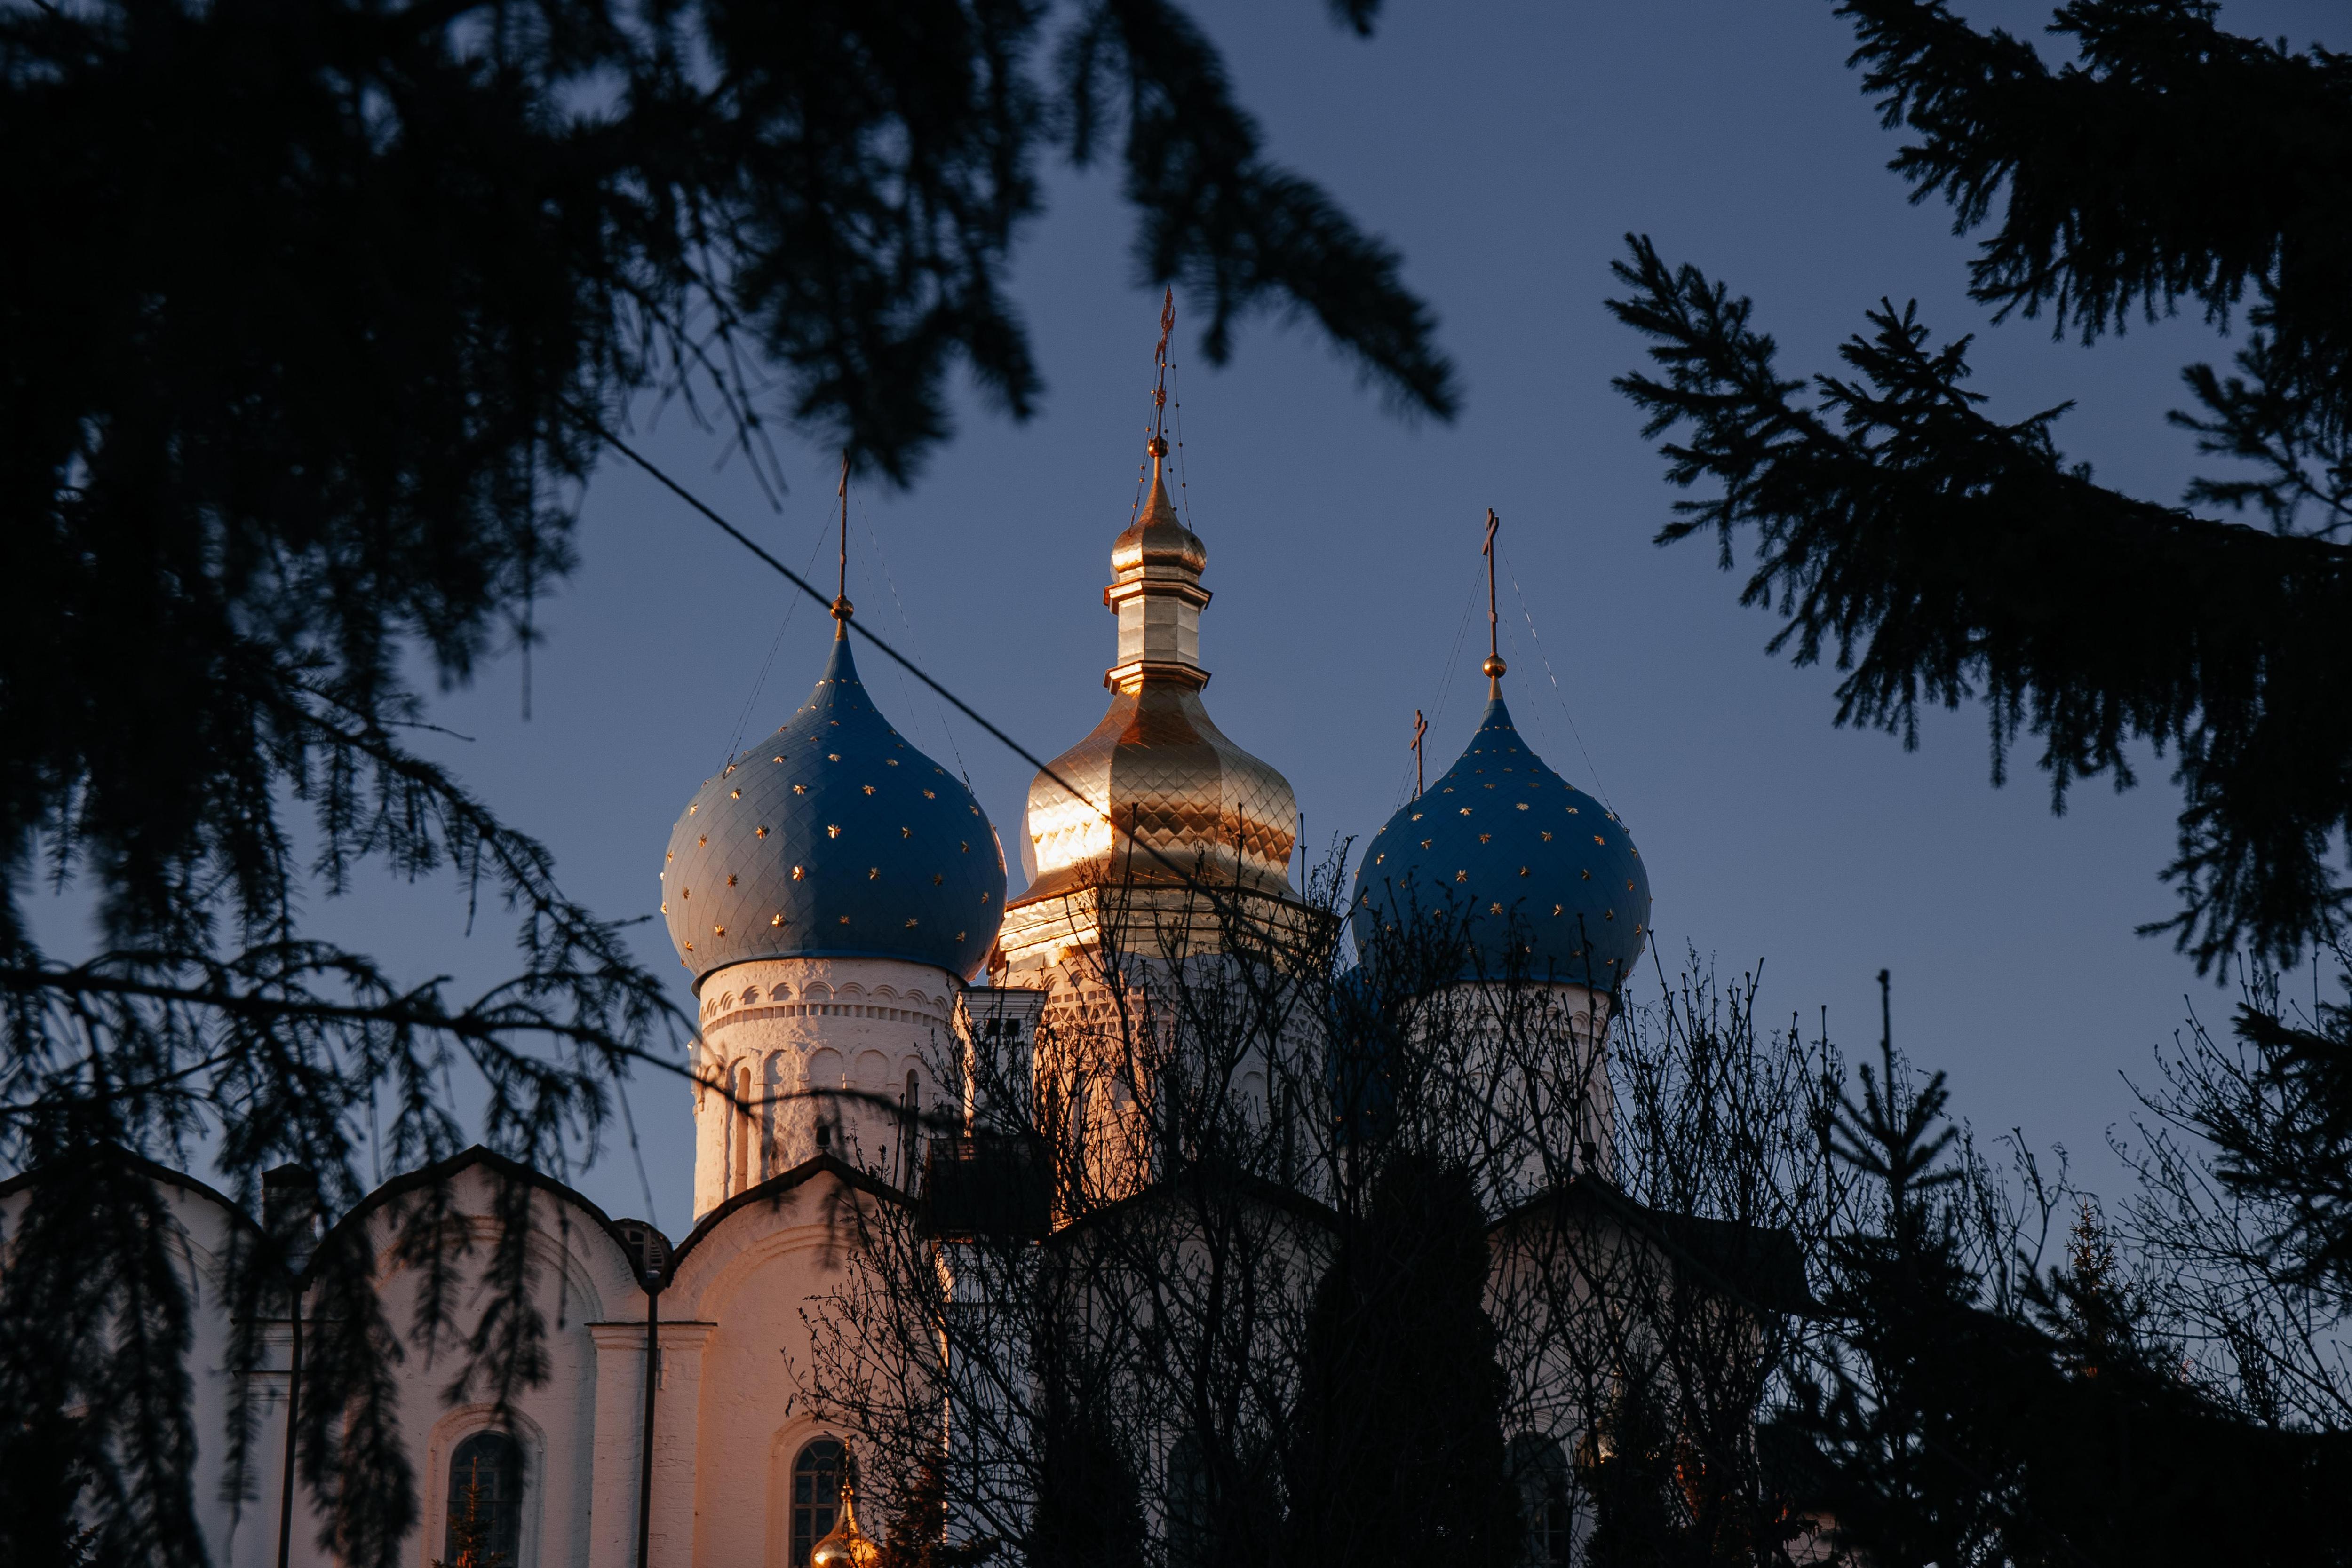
[664, 1151, 914, 1282]
[317, 1143, 652, 1286]
[1489, 1172, 1815, 1317]
[0, 1141, 260, 1236]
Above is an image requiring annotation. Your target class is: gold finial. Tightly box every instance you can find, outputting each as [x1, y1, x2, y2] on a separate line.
[809, 1459, 881, 1568]
[1480, 507, 1506, 695]
[1411, 708, 1429, 798]
[831, 451, 855, 635]
[1150, 286, 1175, 459]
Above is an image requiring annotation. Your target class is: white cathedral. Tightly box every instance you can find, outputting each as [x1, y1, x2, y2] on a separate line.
[1, 395, 1661, 1568]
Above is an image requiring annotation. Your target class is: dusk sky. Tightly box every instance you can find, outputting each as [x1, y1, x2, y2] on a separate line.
[65, 0, 2346, 1232]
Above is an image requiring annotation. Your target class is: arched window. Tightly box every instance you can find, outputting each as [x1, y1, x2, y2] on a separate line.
[445, 1431, 523, 1567]
[790, 1439, 845, 1568]
[900, 1070, 920, 1182]
[1507, 1434, 1572, 1568]
[1166, 1434, 1207, 1568]
[734, 1065, 753, 1196]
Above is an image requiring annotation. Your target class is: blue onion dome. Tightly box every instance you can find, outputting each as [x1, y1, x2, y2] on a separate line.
[1349, 693, 1650, 988]
[662, 633, 1006, 988]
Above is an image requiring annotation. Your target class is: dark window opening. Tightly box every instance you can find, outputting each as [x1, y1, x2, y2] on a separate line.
[1509, 1433, 1573, 1568]
[791, 1439, 845, 1567]
[446, 1431, 523, 1567]
[1167, 1434, 1207, 1568]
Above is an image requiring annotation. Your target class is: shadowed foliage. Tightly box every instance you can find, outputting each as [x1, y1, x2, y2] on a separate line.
[0, 1, 1449, 1560]
[1609, 0, 2352, 975]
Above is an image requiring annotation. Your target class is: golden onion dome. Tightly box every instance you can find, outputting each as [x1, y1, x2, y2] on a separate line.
[809, 1479, 881, 1568]
[1109, 438, 1208, 575]
[1009, 442, 1297, 909]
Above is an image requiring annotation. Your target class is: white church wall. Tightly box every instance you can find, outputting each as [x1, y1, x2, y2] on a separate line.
[665, 1171, 901, 1568]
[351, 1161, 641, 1568]
[0, 1162, 306, 1568]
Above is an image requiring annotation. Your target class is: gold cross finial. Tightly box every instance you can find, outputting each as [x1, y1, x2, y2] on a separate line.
[831, 451, 854, 635]
[1411, 708, 1429, 798]
[1480, 508, 1506, 694]
[1149, 288, 1175, 459]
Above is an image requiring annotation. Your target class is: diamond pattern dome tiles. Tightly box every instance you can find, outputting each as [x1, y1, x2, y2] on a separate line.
[663, 635, 1005, 987]
[1350, 693, 1650, 987]
[1018, 681, 1297, 904]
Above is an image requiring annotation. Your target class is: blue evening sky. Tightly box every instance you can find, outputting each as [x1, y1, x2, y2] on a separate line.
[54, 1, 2352, 1232]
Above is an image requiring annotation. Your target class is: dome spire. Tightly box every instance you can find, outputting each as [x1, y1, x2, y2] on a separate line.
[998, 294, 1303, 967]
[1480, 507, 1507, 699]
[831, 450, 855, 637]
[1105, 291, 1210, 692]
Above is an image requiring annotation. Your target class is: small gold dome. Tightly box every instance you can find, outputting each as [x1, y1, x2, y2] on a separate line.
[1014, 438, 1295, 906]
[810, 1479, 881, 1568]
[1016, 679, 1298, 903]
[1109, 450, 1208, 575]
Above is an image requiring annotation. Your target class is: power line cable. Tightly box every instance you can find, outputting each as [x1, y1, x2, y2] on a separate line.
[588, 415, 1262, 913]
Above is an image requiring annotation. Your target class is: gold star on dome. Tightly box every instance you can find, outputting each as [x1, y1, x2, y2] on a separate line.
[827, 825, 841, 838]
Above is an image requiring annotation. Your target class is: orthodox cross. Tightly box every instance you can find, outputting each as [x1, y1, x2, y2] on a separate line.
[831, 451, 854, 629]
[1150, 287, 1175, 457]
[1410, 708, 1429, 798]
[1480, 508, 1507, 689]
